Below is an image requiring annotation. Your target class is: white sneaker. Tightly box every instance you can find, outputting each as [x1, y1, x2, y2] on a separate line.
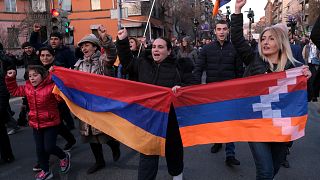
[173, 173, 183, 180]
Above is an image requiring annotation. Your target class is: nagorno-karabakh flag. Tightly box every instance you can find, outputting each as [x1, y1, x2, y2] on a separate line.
[174, 67, 308, 147]
[52, 66, 172, 156]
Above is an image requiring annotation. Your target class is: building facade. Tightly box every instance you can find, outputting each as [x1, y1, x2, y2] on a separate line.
[0, 0, 172, 51]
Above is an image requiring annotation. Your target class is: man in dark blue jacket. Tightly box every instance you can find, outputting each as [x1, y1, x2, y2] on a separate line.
[192, 20, 243, 166]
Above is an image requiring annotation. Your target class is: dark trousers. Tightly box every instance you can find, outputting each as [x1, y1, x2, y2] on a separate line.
[307, 63, 318, 101]
[90, 143, 105, 164]
[138, 106, 183, 180]
[33, 126, 66, 172]
[249, 142, 287, 180]
[89, 139, 120, 164]
[58, 122, 76, 144]
[58, 102, 75, 129]
[0, 113, 14, 161]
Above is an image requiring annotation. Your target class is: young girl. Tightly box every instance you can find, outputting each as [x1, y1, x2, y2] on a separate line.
[6, 65, 71, 180]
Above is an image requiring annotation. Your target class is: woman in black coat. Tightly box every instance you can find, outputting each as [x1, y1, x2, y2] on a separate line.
[116, 29, 194, 180]
[232, 0, 311, 179]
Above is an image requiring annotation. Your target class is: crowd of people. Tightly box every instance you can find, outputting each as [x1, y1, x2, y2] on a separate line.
[0, 0, 319, 179]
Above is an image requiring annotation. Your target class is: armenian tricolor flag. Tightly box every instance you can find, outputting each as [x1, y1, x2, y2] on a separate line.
[52, 66, 172, 156]
[174, 67, 308, 147]
[213, 0, 232, 16]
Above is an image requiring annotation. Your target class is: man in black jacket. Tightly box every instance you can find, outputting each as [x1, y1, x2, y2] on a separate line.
[192, 20, 243, 166]
[16, 42, 42, 126]
[0, 42, 15, 163]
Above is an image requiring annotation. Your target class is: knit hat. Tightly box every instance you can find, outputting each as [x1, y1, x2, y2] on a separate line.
[21, 42, 32, 49]
[78, 34, 101, 48]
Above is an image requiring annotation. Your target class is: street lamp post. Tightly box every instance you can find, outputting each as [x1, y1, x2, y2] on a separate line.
[117, 0, 122, 30]
[246, 8, 254, 37]
[193, 18, 199, 44]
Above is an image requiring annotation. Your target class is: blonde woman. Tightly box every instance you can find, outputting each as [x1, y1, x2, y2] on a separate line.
[231, 0, 311, 179]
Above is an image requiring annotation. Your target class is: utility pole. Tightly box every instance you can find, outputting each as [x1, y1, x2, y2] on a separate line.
[117, 0, 122, 30]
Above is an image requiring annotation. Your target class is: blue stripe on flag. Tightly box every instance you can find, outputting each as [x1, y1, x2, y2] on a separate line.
[53, 75, 168, 138]
[176, 90, 307, 127]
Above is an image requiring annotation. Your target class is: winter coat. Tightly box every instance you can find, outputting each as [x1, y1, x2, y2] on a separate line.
[116, 37, 194, 88]
[74, 50, 116, 136]
[5, 75, 61, 129]
[177, 47, 198, 65]
[0, 47, 15, 123]
[230, 13, 300, 77]
[311, 15, 320, 50]
[18, 51, 41, 68]
[52, 45, 76, 69]
[17, 51, 42, 80]
[192, 40, 244, 84]
[100, 35, 117, 65]
[0, 70, 9, 124]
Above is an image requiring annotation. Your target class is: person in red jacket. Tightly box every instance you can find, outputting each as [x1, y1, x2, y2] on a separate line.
[5, 65, 71, 180]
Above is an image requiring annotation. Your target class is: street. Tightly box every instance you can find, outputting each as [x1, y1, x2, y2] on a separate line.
[1, 68, 320, 180]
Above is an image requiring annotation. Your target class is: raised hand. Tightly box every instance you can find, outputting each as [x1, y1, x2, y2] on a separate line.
[117, 28, 128, 40]
[98, 25, 107, 41]
[7, 70, 16, 78]
[33, 23, 41, 32]
[235, 0, 246, 14]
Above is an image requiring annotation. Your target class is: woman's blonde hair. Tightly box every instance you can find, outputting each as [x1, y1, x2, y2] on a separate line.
[258, 26, 297, 72]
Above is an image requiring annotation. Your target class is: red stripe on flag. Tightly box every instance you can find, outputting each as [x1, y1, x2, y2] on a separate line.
[174, 70, 306, 107]
[52, 66, 172, 113]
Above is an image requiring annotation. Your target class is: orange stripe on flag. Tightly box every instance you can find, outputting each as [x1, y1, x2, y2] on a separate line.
[53, 86, 166, 156]
[180, 116, 307, 147]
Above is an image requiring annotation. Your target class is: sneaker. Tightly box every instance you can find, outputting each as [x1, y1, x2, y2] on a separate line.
[225, 156, 241, 166]
[60, 152, 71, 173]
[33, 163, 42, 172]
[63, 140, 76, 152]
[35, 170, 53, 180]
[210, 143, 222, 153]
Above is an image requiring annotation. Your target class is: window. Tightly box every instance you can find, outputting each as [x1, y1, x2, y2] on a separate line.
[7, 27, 19, 48]
[5, 0, 17, 12]
[61, 0, 72, 11]
[91, 0, 101, 10]
[31, 0, 46, 12]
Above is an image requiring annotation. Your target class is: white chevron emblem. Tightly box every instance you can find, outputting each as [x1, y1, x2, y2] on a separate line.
[252, 69, 305, 140]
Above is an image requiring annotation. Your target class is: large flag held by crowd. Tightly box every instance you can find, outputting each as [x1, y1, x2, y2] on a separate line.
[52, 66, 308, 156]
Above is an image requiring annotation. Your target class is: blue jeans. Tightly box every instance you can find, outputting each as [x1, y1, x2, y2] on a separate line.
[225, 142, 235, 157]
[249, 142, 287, 180]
